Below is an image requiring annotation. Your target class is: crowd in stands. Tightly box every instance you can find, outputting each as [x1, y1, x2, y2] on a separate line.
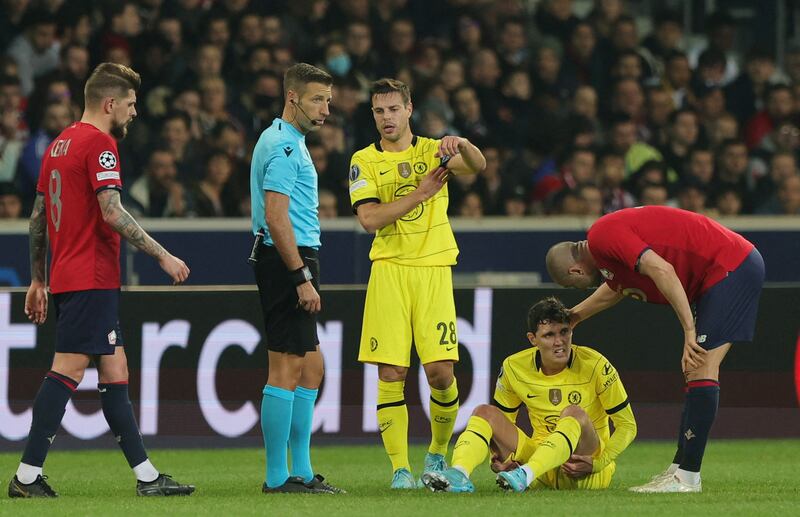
[2, 0, 800, 220]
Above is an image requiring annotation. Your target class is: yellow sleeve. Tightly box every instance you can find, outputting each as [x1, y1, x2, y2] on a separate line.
[492, 362, 522, 423]
[592, 358, 637, 472]
[348, 152, 378, 211]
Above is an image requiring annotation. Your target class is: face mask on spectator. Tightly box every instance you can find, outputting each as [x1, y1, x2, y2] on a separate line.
[326, 54, 351, 76]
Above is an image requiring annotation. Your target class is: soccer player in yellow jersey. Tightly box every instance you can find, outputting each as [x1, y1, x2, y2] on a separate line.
[423, 297, 637, 493]
[349, 78, 486, 489]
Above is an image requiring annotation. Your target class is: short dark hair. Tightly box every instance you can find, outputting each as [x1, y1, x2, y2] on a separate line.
[283, 62, 333, 97]
[370, 78, 411, 106]
[527, 297, 571, 333]
[84, 62, 140, 106]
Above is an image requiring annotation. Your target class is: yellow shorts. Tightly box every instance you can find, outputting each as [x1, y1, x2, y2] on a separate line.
[358, 261, 459, 366]
[512, 428, 616, 490]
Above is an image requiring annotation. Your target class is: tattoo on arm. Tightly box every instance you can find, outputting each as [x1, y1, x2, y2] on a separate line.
[97, 189, 168, 259]
[29, 194, 47, 283]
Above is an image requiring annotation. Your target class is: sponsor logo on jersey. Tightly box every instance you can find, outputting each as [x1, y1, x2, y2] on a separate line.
[602, 362, 613, 376]
[378, 420, 392, 433]
[370, 337, 378, 352]
[394, 185, 423, 221]
[99, 151, 117, 169]
[349, 179, 367, 193]
[108, 330, 117, 345]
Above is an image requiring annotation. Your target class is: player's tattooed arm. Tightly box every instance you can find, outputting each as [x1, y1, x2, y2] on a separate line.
[97, 189, 167, 259]
[28, 193, 48, 283]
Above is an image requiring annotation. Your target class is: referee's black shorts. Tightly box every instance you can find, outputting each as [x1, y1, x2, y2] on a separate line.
[253, 244, 320, 356]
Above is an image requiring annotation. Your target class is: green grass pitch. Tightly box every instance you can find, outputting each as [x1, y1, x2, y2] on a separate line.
[1, 440, 799, 516]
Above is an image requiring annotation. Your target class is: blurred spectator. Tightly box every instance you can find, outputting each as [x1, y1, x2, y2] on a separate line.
[586, 0, 625, 41]
[706, 112, 739, 149]
[534, 0, 580, 44]
[695, 85, 726, 131]
[553, 187, 585, 215]
[577, 183, 603, 217]
[597, 150, 635, 213]
[714, 186, 743, 216]
[744, 84, 795, 150]
[646, 86, 675, 147]
[497, 18, 530, 69]
[693, 48, 727, 91]
[503, 184, 528, 217]
[318, 188, 338, 219]
[533, 45, 577, 114]
[661, 108, 700, 182]
[17, 101, 73, 204]
[346, 21, 378, 79]
[472, 144, 506, 215]
[380, 18, 416, 77]
[638, 181, 669, 206]
[469, 48, 502, 114]
[713, 139, 751, 209]
[160, 110, 202, 181]
[0, 0, 30, 50]
[749, 121, 800, 179]
[685, 146, 715, 188]
[785, 42, 800, 85]
[662, 50, 693, 109]
[0, 182, 22, 218]
[5, 9, 60, 96]
[608, 114, 662, 179]
[323, 40, 352, 80]
[171, 88, 204, 141]
[572, 85, 599, 128]
[752, 151, 798, 211]
[562, 21, 604, 87]
[676, 180, 708, 213]
[756, 174, 800, 215]
[560, 146, 596, 188]
[453, 14, 486, 56]
[641, 9, 683, 79]
[191, 151, 241, 217]
[451, 85, 489, 142]
[440, 57, 466, 95]
[198, 76, 241, 136]
[459, 191, 483, 218]
[0, 80, 25, 183]
[725, 48, 779, 126]
[126, 148, 193, 217]
[688, 10, 739, 85]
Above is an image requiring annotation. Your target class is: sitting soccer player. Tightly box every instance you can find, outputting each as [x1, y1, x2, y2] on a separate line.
[423, 297, 637, 493]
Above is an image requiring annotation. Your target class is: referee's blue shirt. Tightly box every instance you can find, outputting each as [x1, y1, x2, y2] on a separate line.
[250, 118, 320, 249]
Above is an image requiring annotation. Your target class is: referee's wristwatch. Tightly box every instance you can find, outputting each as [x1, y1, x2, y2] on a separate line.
[290, 265, 313, 286]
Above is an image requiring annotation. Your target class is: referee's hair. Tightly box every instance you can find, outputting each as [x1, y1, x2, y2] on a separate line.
[84, 62, 141, 106]
[283, 63, 333, 97]
[370, 78, 411, 106]
[527, 297, 571, 333]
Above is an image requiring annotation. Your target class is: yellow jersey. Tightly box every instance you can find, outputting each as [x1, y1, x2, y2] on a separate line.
[349, 136, 458, 266]
[494, 345, 637, 472]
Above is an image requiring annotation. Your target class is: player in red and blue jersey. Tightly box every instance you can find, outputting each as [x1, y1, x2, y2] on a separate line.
[9, 63, 194, 498]
[546, 206, 764, 493]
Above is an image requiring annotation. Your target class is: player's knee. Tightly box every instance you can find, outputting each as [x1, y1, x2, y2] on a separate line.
[378, 364, 408, 382]
[424, 362, 454, 389]
[472, 404, 501, 422]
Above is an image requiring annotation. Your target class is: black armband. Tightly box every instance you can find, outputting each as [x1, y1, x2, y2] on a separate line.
[289, 265, 313, 286]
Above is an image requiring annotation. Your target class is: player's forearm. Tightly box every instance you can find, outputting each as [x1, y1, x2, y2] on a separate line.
[98, 190, 168, 259]
[450, 140, 486, 175]
[357, 194, 425, 233]
[649, 268, 695, 333]
[28, 194, 47, 284]
[570, 283, 623, 324]
[265, 209, 304, 271]
[593, 405, 637, 472]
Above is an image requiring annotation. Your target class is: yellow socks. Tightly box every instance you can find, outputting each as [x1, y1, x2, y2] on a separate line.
[377, 379, 410, 472]
[429, 378, 459, 456]
[526, 416, 582, 479]
[451, 415, 492, 476]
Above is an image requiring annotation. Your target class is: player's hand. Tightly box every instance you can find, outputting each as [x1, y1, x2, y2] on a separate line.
[681, 329, 707, 372]
[416, 166, 449, 202]
[490, 453, 520, 474]
[296, 282, 321, 314]
[159, 253, 190, 285]
[24, 282, 48, 325]
[435, 135, 466, 159]
[560, 454, 593, 479]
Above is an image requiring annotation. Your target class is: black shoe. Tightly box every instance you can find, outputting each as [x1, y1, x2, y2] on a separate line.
[262, 476, 317, 494]
[136, 474, 195, 496]
[304, 474, 346, 494]
[8, 475, 58, 498]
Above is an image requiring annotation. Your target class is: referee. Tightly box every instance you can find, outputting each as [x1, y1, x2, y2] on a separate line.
[249, 63, 342, 494]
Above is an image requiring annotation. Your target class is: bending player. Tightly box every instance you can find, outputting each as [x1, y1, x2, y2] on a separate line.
[423, 297, 636, 492]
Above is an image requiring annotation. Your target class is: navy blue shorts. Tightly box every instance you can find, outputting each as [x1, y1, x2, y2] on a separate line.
[694, 249, 765, 350]
[53, 289, 124, 355]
